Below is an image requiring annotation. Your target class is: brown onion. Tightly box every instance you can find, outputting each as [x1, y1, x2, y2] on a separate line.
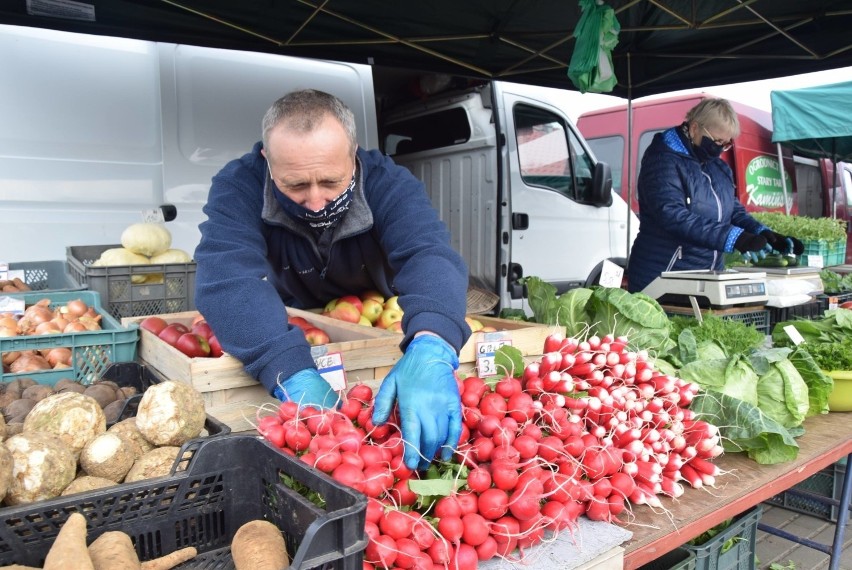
[9, 352, 51, 373]
[63, 322, 88, 333]
[46, 347, 73, 367]
[35, 321, 61, 335]
[64, 298, 89, 318]
[2, 350, 20, 366]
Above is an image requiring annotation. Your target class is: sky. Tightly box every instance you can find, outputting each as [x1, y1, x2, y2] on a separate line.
[554, 66, 852, 122]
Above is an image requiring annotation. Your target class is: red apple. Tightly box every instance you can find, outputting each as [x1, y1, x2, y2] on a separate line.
[191, 320, 214, 341]
[328, 301, 361, 324]
[175, 332, 211, 357]
[208, 334, 224, 357]
[158, 323, 190, 347]
[360, 289, 385, 304]
[338, 295, 363, 313]
[288, 316, 313, 332]
[139, 316, 168, 336]
[388, 320, 403, 333]
[304, 326, 330, 346]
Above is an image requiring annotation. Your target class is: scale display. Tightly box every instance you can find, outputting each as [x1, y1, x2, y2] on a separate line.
[642, 270, 769, 308]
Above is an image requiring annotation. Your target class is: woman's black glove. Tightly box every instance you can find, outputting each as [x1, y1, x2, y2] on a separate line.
[761, 230, 805, 255]
[734, 232, 768, 254]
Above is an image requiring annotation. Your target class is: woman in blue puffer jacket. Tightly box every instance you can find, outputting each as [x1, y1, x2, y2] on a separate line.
[627, 98, 804, 293]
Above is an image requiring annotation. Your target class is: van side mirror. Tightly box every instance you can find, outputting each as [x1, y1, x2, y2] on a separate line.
[159, 204, 177, 222]
[590, 162, 613, 207]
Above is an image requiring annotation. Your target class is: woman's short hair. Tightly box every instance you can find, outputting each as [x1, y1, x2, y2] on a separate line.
[262, 89, 358, 153]
[686, 98, 740, 139]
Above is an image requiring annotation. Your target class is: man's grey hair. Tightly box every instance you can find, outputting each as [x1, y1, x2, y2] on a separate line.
[686, 98, 741, 139]
[262, 89, 358, 153]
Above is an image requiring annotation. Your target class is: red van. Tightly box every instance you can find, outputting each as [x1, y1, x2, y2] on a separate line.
[576, 93, 852, 263]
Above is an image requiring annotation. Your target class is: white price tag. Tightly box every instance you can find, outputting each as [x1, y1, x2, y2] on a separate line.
[476, 338, 512, 377]
[7, 270, 24, 281]
[783, 325, 805, 346]
[0, 296, 26, 315]
[0, 262, 7, 280]
[806, 254, 824, 268]
[141, 209, 166, 223]
[313, 351, 346, 391]
[598, 259, 624, 288]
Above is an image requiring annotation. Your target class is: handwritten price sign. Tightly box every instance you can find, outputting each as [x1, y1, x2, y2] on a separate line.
[311, 350, 346, 391]
[476, 338, 513, 377]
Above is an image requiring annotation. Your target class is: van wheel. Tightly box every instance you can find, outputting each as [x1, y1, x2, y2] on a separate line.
[584, 258, 627, 288]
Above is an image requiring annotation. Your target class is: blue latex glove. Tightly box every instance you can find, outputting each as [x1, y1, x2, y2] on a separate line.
[372, 335, 462, 471]
[743, 243, 773, 264]
[272, 368, 340, 409]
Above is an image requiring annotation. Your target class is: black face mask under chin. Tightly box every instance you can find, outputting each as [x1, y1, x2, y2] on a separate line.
[694, 136, 725, 161]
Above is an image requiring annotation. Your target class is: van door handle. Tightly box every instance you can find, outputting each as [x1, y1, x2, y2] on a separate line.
[512, 213, 529, 230]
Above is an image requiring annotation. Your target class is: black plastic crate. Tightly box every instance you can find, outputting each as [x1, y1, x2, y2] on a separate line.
[766, 461, 848, 522]
[5, 260, 84, 292]
[767, 298, 824, 331]
[816, 291, 852, 312]
[66, 244, 196, 320]
[639, 548, 697, 570]
[681, 504, 762, 570]
[0, 434, 366, 569]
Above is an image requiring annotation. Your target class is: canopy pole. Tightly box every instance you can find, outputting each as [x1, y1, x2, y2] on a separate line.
[832, 139, 838, 219]
[776, 142, 791, 215]
[625, 52, 633, 260]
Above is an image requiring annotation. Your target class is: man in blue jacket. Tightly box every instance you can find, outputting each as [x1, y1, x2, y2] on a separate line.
[195, 89, 471, 470]
[627, 98, 803, 293]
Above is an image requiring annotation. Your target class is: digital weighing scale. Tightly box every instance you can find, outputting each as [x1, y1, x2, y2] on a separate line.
[641, 269, 769, 308]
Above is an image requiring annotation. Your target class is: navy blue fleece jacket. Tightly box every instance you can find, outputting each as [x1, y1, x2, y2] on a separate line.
[194, 143, 471, 394]
[627, 126, 767, 292]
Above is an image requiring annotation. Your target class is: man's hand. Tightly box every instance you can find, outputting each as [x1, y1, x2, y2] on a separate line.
[273, 368, 340, 409]
[372, 335, 462, 471]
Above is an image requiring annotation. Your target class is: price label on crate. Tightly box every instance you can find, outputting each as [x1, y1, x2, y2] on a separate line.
[310, 347, 346, 391]
[476, 337, 512, 377]
[141, 209, 165, 223]
[0, 296, 25, 315]
[806, 254, 824, 268]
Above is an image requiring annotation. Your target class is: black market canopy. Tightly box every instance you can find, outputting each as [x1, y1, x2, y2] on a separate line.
[1, 1, 851, 98]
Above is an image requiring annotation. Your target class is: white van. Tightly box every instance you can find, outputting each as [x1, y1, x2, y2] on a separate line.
[0, 23, 637, 313]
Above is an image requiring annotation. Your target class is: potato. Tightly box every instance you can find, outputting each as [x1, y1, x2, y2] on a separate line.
[21, 384, 54, 402]
[6, 378, 37, 393]
[119, 386, 138, 400]
[0, 392, 20, 411]
[107, 418, 155, 460]
[0, 414, 5, 441]
[0, 444, 12, 503]
[83, 384, 119, 408]
[80, 433, 135, 483]
[124, 447, 180, 483]
[23, 393, 106, 459]
[135, 381, 205, 446]
[5, 422, 23, 438]
[4, 431, 76, 505]
[61, 475, 116, 496]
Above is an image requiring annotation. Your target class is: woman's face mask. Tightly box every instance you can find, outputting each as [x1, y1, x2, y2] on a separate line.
[695, 136, 725, 160]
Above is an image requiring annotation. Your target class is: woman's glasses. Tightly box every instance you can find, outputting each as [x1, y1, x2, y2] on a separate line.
[702, 126, 732, 151]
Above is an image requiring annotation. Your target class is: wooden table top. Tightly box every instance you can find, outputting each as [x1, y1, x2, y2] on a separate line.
[621, 412, 852, 569]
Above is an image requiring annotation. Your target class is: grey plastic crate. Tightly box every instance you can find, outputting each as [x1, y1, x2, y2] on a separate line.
[67, 244, 196, 320]
[682, 505, 762, 570]
[767, 461, 848, 522]
[6, 260, 84, 292]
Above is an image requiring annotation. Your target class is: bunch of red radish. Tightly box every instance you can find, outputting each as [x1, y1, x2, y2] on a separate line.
[256, 332, 723, 570]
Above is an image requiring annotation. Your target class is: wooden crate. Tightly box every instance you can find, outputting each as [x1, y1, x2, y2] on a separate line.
[459, 316, 556, 376]
[123, 309, 403, 432]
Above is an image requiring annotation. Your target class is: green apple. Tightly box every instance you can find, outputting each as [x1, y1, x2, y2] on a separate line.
[383, 295, 402, 312]
[361, 298, 384, 324]
[324, 297, 340, 313]
[376, 307, 403, 330]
